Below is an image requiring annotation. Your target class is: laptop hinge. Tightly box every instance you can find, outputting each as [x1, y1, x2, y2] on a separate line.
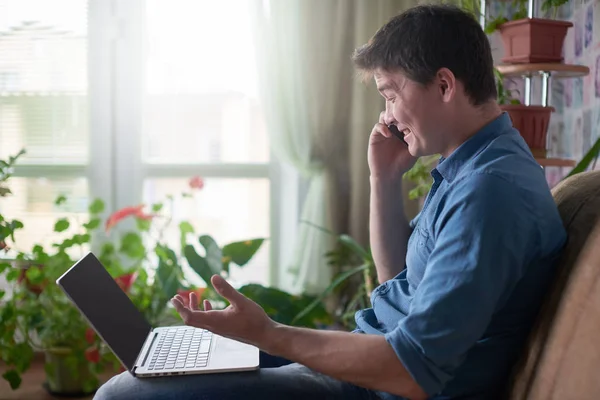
[134, 329, 158, 369]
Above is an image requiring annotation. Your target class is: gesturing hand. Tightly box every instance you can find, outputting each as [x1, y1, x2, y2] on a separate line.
[171, 275, 276, 348]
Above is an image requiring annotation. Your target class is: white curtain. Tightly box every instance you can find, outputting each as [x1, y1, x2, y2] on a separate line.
[250, 0, 417, 295]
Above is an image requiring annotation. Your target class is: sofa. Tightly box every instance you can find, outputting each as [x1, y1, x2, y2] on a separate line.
[508, 170, 600, 399]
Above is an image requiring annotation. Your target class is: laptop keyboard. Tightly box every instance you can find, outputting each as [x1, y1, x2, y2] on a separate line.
[149, 327, 213, 370]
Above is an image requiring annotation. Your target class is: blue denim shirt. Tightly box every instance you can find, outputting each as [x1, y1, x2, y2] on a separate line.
[355, 113, 567, 399]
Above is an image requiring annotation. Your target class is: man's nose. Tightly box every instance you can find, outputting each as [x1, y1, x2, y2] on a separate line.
[383, 105, 396, 125]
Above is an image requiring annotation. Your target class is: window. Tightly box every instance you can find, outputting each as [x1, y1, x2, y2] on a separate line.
[1, 0, 277, 287]
[0, 0, 89, 254]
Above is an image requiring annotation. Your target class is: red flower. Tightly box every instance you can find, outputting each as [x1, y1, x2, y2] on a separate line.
[177, 288, 206, 308]
[189, 176, 204, 190]
[114, 271, 138, 293]
[85, 347, 100, 364]
[105, 205, 153, 233]
[85, 328, 96, 345]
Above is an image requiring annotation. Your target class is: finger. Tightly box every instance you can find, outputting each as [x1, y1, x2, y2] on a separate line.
[378, 111, 386, 124]
[372, 123, 392, 139]
[171, 297, 194, 325]
[203, 299, 212, 311]
[211, 275, 247, 306]
[189, 292, 199, 310]
[174, 294, 186, 304]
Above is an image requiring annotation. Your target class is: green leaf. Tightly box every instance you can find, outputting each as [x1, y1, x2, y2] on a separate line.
[179, 221, 195, 249]
[338, 235, 371, 262]
[83, 218, 101, 230]
[119, 232, 146, 259]
[0, 290, 4, 299]
[2, 369, 21, 390]
[55, 195, 67, 206]
[6, 269, 19, 282]
[184, 245, 214, 288]
[54, 218, 70, 233]
[72, 233, 91, 245]
[88, 198, 105, 214]
[238, 284, 331, 327]
[222, 239, 265, 269]
[565, 137, 600, 179]
[0, 186, 12, 196]
[484, 16, 508, 34]
[199, 235, 223, 275]
[152, 203, 164, 213]
[0, 262, 10, 274]
[14, 343, 34, 373]
[0, 302, 15, 324]
[10, 220, 24, 230]
[25, 266, 44, 285]
[100, 241, 116, 256]
[155, 245, 180, 298]
[291, 264, 369, 325]
[135, 217, 152, 232]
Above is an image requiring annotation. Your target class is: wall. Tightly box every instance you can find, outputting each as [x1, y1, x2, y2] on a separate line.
[546, 0, 600, 186]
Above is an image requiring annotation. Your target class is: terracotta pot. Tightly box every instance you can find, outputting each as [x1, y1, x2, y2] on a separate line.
[499, 18, 572, 63]
[501, 104, 554, 157]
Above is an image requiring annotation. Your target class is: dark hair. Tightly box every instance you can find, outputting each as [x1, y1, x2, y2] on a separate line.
[352, 4, 497, 105]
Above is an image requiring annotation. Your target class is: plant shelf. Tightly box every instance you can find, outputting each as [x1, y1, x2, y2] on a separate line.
[496, 63, 590, 78]
[535, 158, 577, 167]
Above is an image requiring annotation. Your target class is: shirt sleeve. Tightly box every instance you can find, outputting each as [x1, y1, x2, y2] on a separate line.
[384, 172, 537, 396]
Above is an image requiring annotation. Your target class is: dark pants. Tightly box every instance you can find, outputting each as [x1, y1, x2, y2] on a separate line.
[93, 352, 383, 400]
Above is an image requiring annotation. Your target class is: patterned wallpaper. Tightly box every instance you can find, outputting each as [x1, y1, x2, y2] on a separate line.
[489, 0, 600, 188]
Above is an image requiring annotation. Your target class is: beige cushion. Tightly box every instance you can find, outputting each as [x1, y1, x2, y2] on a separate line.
[508, 170, 600, 399]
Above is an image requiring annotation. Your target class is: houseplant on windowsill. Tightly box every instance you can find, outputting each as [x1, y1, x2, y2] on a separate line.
[1, 170, 333, 393]
[0, 175, 207, 393]
[0, 197, 120, 394]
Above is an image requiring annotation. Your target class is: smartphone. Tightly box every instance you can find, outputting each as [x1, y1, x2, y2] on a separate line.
[388, 124, 408, 146]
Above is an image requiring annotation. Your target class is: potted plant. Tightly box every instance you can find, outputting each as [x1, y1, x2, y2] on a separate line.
[0, 197, 121, 394]
[485, 0, 572, 63]
[1, 172, 333, 393]
[495, 68, 554, 157]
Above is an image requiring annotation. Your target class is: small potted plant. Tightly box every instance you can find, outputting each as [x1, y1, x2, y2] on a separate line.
[496, 68, 554, 157]
[485, 0, 572, 63]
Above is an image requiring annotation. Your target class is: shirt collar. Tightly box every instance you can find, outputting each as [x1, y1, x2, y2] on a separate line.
[434, 112, 512, 183]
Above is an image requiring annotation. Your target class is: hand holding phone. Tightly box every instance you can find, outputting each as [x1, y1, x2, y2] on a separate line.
[387, 124, 408, 146]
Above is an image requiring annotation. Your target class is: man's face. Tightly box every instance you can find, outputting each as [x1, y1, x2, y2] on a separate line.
[375, 69, 448, 157]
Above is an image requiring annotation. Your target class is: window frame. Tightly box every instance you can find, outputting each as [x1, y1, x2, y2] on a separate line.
[8, 0, 301, 288]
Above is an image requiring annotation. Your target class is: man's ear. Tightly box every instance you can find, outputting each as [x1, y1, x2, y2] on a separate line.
[436, 68, 456, 103]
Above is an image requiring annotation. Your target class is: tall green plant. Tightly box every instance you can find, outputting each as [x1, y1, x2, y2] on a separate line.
[295, 222, 376, 330]
[184, 236, 332, 329]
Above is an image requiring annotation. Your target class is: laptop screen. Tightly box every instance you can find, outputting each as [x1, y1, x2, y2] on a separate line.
[56, 252, 152, 371]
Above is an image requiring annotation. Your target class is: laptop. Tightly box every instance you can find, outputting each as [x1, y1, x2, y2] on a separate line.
[56, 252, 259, 377]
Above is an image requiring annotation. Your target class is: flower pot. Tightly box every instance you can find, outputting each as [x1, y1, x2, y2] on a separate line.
[44, 347, 99, 396]
[499, 18, 572, 64]
[501, 104, 554, 158]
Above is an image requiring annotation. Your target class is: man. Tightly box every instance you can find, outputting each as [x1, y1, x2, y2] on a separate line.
[95, 4, 566, 400]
